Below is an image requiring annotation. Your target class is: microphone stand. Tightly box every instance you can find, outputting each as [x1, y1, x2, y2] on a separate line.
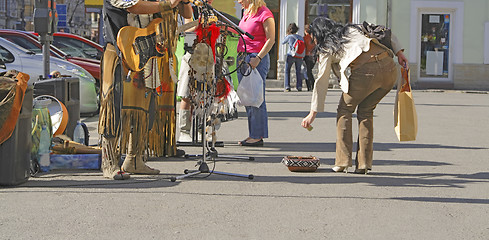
[171, 1, 254, 182]
[202, 2, 254, 40]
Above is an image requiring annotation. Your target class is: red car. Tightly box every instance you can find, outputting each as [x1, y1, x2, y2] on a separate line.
[50, 32, 104, 61]
[0, 30, 100, 82]
[32, 32, 104, 61]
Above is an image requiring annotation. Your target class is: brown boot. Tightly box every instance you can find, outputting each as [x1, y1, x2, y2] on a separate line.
[178, 109, 192, 142]
[101, 136, 121, 178]
[121, 155, 160, 175]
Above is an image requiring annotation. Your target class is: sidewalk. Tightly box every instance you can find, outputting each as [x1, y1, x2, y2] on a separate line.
[1, 89, 488, 239]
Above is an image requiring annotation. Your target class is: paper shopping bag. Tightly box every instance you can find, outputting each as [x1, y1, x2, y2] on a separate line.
[394, 67, 418, 141]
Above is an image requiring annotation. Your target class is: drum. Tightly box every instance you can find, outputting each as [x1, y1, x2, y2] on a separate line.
[282, 156, 321, 172]
[35, 95, 69, 136]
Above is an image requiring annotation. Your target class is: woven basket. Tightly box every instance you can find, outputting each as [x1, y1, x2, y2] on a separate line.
[282, 156, 320, 172]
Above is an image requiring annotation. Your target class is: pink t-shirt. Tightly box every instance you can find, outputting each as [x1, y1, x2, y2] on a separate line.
[237, 6, 274, 53]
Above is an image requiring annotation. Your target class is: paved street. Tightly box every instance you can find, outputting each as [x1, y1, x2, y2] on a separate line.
[1, 88, 489, 239]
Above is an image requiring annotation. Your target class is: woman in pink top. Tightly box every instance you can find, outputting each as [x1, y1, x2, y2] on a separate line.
[236, 0, 275, 147]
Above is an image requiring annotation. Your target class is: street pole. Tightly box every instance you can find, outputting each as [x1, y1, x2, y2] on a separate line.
[34, 0, 56, 79]
[20, 0, 26, 30]
[386, 0, 392, 28]
[40, 34, 52, 78]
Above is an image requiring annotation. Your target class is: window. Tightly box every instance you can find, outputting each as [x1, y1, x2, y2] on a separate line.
[420, 13, 450, 78]
[53, 36, 101, 60]
[0, 35, 42, 54]
[0, 46, 15, 63]
[0, 0, 6, 12]
[307, 0, 352, 24]
[8, 0, 18, 18]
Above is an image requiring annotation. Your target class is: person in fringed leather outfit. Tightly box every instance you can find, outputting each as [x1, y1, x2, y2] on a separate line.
[100, 0, 192, 179]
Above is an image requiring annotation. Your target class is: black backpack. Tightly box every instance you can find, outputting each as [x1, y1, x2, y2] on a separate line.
[360, 21, 393, 51]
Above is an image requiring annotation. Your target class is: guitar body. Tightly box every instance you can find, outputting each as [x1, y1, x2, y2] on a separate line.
[117, 18, 167, 72]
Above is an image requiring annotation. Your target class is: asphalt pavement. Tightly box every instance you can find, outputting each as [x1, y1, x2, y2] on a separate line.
[1, 87, 488, 239]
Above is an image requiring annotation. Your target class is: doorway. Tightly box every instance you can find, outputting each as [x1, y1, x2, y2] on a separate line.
[410, 1, 464, 86]
[419, 13, 451, 80]
[265, 0, 280, 79]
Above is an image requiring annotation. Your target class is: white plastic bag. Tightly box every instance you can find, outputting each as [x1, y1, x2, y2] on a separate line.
[237, 68, 264, 108]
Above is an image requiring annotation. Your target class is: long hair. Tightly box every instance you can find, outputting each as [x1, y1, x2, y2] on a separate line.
[246, 0, 267, 16]
[308, 17, 358, 56]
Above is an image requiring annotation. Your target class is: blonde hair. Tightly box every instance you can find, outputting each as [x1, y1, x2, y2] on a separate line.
[246, 0, 267, 16]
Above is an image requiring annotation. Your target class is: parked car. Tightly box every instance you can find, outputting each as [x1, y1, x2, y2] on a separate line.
[32, 32, 104, 61]
[0, 30, 100, 82]
[0, 37, 99, 114]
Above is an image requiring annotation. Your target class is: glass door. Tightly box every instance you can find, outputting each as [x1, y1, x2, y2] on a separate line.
[306, 0, 352, 24]
[420, 13, 451, 79]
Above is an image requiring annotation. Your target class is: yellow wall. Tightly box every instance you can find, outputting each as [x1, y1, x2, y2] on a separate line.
[85, 0, 103, 7]
[212, 0, 239, 17]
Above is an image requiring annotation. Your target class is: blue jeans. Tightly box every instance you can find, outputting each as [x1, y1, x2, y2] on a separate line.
[237, 52, 269, 139]
[285, 55, 304, 90]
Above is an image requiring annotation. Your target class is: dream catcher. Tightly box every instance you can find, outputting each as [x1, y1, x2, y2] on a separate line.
[171, 0, 254, 182]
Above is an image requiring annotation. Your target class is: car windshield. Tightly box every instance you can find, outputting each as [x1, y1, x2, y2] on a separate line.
[0, 33, 66, 58]
[0, 45, 14, 63]
[53, 36, 100, 60]
[0, 35, 41, 54]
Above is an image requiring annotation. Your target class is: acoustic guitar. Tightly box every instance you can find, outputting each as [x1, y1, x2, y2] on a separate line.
[117, 18, 198, 72]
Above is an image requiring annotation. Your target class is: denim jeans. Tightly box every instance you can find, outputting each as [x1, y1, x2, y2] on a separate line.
[304, 55, 316, 90]
[237, 52, 270, 139]
[285, 55, 304, 90]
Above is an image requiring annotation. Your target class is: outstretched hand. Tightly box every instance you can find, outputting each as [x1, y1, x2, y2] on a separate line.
[301, 111, 317, 129]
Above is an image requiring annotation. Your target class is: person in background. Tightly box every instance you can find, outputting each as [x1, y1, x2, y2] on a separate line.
[176, 0, 214, 143]
[303, 25, 316, 91]
[301, 17, 408, 174]
[236, 0, 275, 146]
[281, 23, 305, 92]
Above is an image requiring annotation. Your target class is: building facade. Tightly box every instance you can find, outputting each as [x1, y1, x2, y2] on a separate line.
[0, 0, 30, 30]
[0, 0, 91, 38]
[278, 0, 489, 90]
[3, 0, 487, 90]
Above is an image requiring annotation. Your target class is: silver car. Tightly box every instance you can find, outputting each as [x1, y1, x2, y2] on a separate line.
[0, 37, 98, 114]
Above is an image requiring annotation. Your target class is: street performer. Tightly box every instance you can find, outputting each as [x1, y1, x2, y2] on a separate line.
[100, 0, 192, 179]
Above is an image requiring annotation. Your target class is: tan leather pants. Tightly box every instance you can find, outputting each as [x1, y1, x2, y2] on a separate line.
[335, 56, 397, 170]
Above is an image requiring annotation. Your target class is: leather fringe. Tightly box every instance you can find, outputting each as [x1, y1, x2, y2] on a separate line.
[160, 7, 179, 57]
[120, 109, 149, 156]
[98, 87, 118, 137]
[101, 136, 120, 178]
[148, 105, 176, 157]
[98, 43, 119, 137]
[148, 55, 176, 157]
